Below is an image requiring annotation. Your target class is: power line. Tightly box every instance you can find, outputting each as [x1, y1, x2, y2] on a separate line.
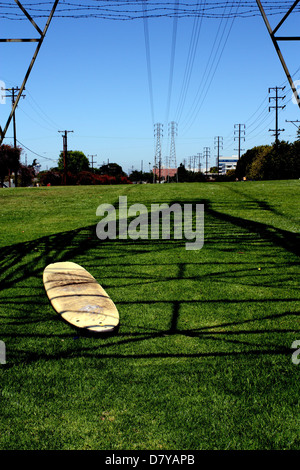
[25, 88, 63, 130]
[15, 139, 57, 162]
[142, 0, 155, 124]
[180, 0, 242, 134]
[2, 2, 300, 21]
[165, 0, 179, 125]
[174, 0, 205, 123]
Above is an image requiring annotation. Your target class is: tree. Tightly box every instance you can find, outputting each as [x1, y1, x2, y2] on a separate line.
[235, 145, 271, 180]
[18, 164, 35, 187]
[57, 150, 90, 174]
[210, 166, 219, 173]
[235, 141, 300, 180]
[39, 170, 62, 186]
[177, 163, 205, 182]
[0, 144, 21, 187]
[177, 163, 189, 181]
[128, 170, 152, 183]
[97, 162, 125, 177]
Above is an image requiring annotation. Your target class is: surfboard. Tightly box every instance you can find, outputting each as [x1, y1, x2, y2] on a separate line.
[43, 261, 119, 334]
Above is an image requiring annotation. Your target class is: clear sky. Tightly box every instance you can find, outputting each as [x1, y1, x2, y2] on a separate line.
[1, 1, 300, 174]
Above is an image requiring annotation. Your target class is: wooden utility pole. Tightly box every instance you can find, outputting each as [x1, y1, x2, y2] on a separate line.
[88, 154, 97, 172]
[269, 87, 285, 145]
[234, 124, 246, 159]
[58, 130, 73, 185]
[3, 86, 25, 186]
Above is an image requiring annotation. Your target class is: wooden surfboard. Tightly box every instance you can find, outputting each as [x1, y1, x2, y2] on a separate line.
[43, 261, 119, 333]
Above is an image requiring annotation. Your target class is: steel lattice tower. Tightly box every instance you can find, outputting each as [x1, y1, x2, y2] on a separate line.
[168, 121, 178, 182]
[154, 123, 163, 183]
[0, 1, 59, 144]
[256, 0, 300, 109]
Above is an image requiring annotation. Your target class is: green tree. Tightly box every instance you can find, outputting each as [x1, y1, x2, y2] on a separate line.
[266, 140, 300, 180]
[236, 141, 300, 180]
[235, 145, 272, 180]
[97, 162, 125, 177]
[58, 150, 90, 174]
[177, 163, 205, 182]
[210, 166, 219, 173]
[247, 146, 270, 180]
[128, 170, 153, 183]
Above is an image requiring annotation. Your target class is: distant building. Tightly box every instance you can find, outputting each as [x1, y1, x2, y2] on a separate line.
[219, 155, 238, 175]
[153, 168, 177, 181]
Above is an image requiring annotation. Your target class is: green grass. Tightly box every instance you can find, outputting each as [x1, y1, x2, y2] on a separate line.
[0, 180, 299, 450]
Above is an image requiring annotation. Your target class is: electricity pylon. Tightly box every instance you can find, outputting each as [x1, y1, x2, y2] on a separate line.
[169, 121, 178, 182]
[0, 0, 59, 144]
[256, 0, 300, 109]
[154, 123, 163, 183]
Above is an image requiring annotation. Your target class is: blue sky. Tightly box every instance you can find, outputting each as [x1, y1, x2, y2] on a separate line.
[1, 1, 300, 173]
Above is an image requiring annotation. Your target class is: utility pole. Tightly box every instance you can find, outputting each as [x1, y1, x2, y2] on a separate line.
[214, 136, 223, 175]
[165, 155, 169, 182]
[3, 86, 25, 149]
[234, 124, 246, 159]
[158, 157, 161, 183]
[269, 86, 286, 145]
[88, 154, 97, 172]
[193, 155, 197, 172]
[58, 130, 73, 185]
[3, 86, 25, 186]
[169, 121, 178, 182]
[286, 119, 300, 139]
[203, 147, 210, 176]
[286, 119, 300, 128]
[154, 123, 163, 183]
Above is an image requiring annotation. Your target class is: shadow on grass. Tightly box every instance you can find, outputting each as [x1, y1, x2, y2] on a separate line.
[0, 195, 299, 364]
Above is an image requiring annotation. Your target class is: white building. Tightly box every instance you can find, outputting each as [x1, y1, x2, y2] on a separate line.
[219, 155, 238, 175]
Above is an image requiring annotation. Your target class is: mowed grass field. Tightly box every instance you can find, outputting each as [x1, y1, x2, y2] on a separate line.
[0, 180, 299, 450]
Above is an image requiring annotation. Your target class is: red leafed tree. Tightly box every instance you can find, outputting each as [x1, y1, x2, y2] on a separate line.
[0, 144, 21, 187]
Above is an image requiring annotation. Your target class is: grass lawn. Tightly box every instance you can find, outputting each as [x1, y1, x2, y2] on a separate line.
[0, 180, 299, 450]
